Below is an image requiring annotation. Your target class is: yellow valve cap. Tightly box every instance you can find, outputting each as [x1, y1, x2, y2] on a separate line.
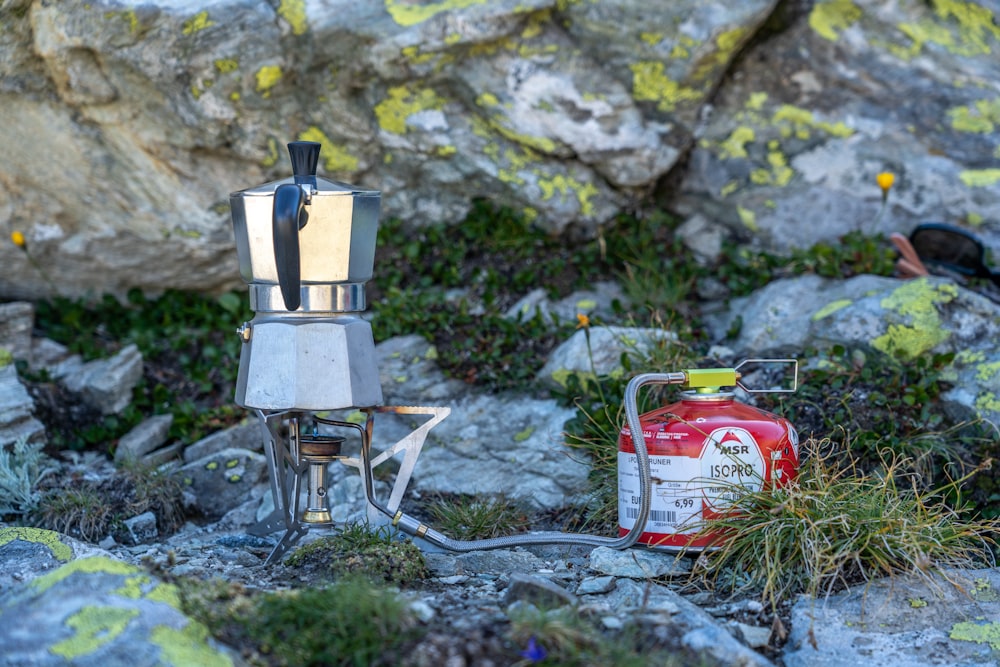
[685, 368, 738, 388]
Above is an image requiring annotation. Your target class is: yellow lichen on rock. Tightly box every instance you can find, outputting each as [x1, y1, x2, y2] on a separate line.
[629, 61, 702, 112]
[384, 0, 487, 27]
[809, 0, 862, 42]
[0, 527, 73, 563]
[374, 85, 446, 135]
[872, 278, 957, 358]
[299, 125, 361, 172]
[50, 606, 140, 659]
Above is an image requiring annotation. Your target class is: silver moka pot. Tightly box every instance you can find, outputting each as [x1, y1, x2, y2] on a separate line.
[229, 142, 383, 410]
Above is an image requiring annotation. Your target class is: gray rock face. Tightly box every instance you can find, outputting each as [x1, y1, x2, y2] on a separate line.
[177, 447, 267, 520]
[6, 2, 995, 300]
[712, 275, 1000, 425]
[784, 568, 1000, 667]
[376, 334, 588, 508]
[0, 302, 34, 363]
[675, 0, 1000, 253]
[0, 529, 243, 667]
[0, 365, 45, 448]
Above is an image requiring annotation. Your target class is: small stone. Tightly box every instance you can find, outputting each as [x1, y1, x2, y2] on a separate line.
[601, 616, 624, 630]
[0, 302, 34, 363]
[588, 546, 690, 579]
[503, 573, 577, 609]
[183, 420, 262, 462]
[122, 511, 158, 545]
[733, 622, 772, 649]
[176, 447, 267, 519]
[577, 575, 616, 595]
[409, 599, 436, 623]
[114, 414, 173, 463]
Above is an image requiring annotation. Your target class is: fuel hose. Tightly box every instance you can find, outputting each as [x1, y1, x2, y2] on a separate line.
[363, 372, 689, 551]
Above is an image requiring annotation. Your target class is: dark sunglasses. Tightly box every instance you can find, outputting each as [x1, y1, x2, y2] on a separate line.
[909, 223, 1000, 288]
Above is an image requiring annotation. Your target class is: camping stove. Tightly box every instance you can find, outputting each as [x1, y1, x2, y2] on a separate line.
[230, 141, 448, 563]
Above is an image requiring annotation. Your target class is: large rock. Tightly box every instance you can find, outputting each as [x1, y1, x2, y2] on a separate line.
[0, 527, 243, 666]
[13, 1, 996, 300]
[709, 274, 1000, 425]
[675, 0, 1000, 252]
[784, 568, 1000, 667]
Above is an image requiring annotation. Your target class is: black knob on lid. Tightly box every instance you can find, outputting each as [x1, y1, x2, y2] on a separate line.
[288, 141, 320, 184]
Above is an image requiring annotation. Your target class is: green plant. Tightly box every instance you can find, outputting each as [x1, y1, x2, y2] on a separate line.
[425, 493, 530, 540]
[756, 345, 982, 478]
[689, 443, 998, 612]
[285, 522, 428, 585]
[33, 486, 113, 541]
[32, 460, 184, 542]
[31, 289, 250, 450]
[0, 438, 56, 517]
[180, 576, 421, 667]
[253, 579, 419, 667]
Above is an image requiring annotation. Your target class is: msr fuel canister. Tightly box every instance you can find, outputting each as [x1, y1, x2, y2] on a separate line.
[618, 363, 799, 550]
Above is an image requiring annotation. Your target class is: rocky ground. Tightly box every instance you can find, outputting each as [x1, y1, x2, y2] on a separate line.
[2, 285, 1000, 665]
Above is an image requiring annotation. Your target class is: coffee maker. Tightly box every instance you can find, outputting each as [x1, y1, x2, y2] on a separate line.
[230, 141, 448, 563]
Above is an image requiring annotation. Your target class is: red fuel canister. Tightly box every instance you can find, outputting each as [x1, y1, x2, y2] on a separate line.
[618, 368, 799, 550]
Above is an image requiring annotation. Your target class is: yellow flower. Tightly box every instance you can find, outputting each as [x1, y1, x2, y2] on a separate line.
[876, 172, 895, 194]
[11, 230, 25, 248]
[576, 313, 590, 329]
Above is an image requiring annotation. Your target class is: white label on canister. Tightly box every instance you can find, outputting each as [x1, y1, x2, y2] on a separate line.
[618, 452, 703, 534]
[698, 427, 765, 510]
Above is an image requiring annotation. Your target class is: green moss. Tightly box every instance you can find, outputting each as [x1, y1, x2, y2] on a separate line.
[773, 105, 854, 138]
[959, 169, 1000, 187]
[718, 126, 756, 159]
[296, 126, 360, 172]
[0, 527, 73, 563]
[513, 426, 535, 442]
[948, 97, 1000, 133]
[182, 11, 215, 35]
[254, 65, 282, 96]
[536, 173, 599, 216]
[812, 299, 853, 321]
[737, 206, 758, 231]
[50, 606, 140, 659]
[213, 59, 238, 74]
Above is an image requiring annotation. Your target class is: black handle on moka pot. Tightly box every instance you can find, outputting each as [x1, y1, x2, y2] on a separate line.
[273, 141, 321, 311]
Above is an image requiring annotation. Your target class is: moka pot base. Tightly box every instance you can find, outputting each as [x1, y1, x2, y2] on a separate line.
[235, 313, 382, 411]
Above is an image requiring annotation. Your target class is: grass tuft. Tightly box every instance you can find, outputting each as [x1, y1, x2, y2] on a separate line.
[688, 441, 999, 610]
[425, 493, 530, 540]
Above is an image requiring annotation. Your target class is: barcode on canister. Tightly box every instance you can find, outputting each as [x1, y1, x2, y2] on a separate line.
[650, 510, 677, 523]
[625, 507, 677, 523]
